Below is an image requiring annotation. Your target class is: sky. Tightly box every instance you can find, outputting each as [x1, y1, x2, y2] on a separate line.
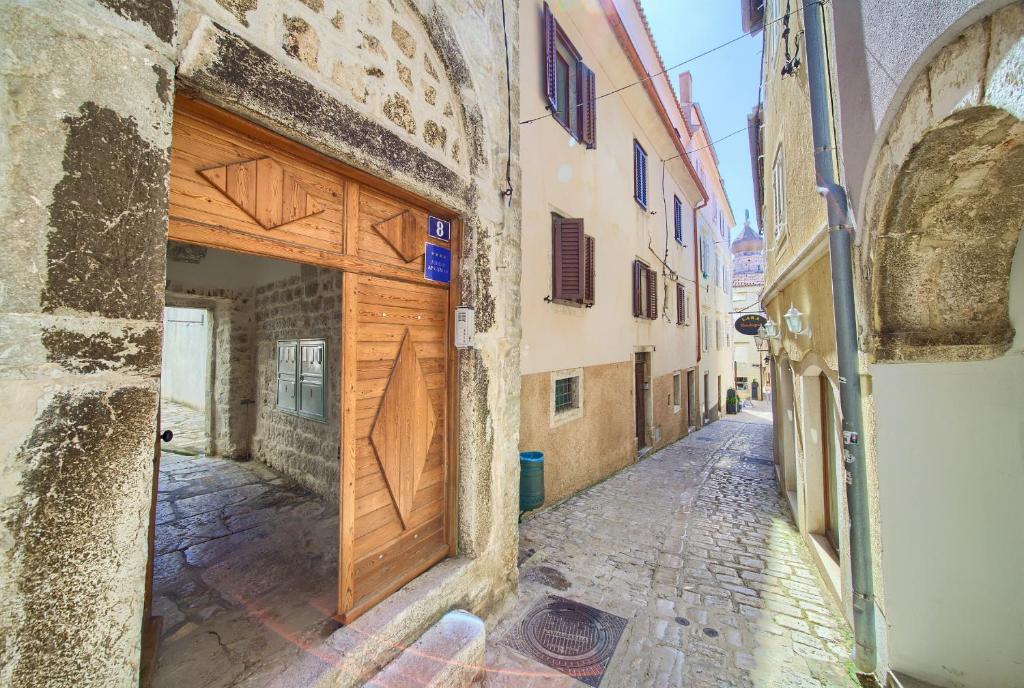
[638, 0, 762, 240]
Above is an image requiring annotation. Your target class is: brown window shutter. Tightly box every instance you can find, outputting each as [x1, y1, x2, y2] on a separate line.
[676, 283, 684, 324]
[578, 63, 596, 148]
[552, 217, 585, 301]
[632, 260, 642, 317]
[583, 234, 595, 305]
[543, 3, 557, 111]
[646, 267, 657, 319]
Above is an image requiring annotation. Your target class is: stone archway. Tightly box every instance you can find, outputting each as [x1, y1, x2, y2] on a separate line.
[861, 5, 1024, 362]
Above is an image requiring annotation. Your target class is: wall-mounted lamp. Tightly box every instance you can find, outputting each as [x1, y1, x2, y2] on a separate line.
[757, 320, 781, 341]
[784, 304, 812, 337]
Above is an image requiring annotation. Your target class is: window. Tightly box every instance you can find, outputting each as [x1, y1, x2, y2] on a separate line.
[543, 3, 596, 147]
[702, 314, 710, 351]
[554, 375, 579, 413]
[549, 368, 584, 426]
[715, 319, 722, 350]
[772, 146, 786, 239]
[714, 253, 721, 287]
[676, 283, 687, 325]
[700, 237, 711, 277]
[551, 215, 595, 306]
[633, 140, 648, 208]
[672, 372, 682, 411]
[276, 339, 327, 422]
[632, 259, 657, 319]
[673, 196, 683, 243]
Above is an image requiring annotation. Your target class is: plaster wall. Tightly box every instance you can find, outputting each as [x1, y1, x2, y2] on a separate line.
[0, 0, 522, 685]
[867, 228, 1024, 688]
[518, 0, 701, 381]
[519, 361, 635, 507]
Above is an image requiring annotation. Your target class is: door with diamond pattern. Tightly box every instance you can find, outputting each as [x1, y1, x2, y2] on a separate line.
[167, 96, 457, 625]
[339, 271, 452, 621]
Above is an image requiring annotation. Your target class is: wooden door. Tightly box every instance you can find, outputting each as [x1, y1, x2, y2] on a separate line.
[820, 375, 841, 551]
[167, 96, 458, 625]
[340, 272, 452, 621]
[634, 355, 646, 448]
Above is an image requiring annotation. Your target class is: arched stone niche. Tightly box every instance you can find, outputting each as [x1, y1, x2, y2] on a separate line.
[861, 3, 1024, 362]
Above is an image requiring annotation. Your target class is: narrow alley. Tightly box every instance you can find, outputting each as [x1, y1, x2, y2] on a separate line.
[484, 411, 856, 688]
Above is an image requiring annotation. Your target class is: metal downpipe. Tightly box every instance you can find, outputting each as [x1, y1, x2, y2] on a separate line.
[801, 0, 878, 675]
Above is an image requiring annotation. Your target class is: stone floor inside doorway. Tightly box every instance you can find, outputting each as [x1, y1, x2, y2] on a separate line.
[483, 413, 857, 688]
[160, 398, 208, 455]
[152, 450, 340, 688]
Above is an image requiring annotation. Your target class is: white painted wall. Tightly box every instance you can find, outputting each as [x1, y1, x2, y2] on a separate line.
[161, 306, 209, 410]
[870, 240, 1024, 688]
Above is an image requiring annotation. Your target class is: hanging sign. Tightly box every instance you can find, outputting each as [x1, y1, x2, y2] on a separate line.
[424, 243, 451, 283]
[428, 215, 451, 242]
[735, 313, 768, 336]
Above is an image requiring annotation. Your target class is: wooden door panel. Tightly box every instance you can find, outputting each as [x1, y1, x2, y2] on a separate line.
[340, 271, 451, 621]
[170, 110, 345, 254]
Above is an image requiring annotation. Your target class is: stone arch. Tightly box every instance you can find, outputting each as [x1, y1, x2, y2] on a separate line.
[861, 4, 1024, 362]
[178, 0, 487, 208]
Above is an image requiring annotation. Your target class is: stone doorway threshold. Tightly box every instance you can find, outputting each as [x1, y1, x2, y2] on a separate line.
[152, 451, 340, 687]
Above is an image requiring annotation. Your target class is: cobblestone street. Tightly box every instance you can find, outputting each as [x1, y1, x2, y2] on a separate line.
[484, 417, 856, 688]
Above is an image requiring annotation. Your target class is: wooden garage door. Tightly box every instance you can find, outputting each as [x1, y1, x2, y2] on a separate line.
[167, 96, 458, 623]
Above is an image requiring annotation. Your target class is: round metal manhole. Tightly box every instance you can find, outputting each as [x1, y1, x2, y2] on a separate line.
[503, 595, 627, 686]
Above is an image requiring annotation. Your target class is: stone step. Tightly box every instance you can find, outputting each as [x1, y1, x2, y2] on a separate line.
[367, 610, 485, 688]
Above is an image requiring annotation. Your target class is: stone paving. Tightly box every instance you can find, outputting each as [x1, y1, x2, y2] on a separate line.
[152, 450, 339, 688]
[483, 418, 856, 688]
[160, 398, 208, 455]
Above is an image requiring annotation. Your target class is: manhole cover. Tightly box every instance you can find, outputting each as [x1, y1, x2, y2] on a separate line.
[501, 595, 627, 687]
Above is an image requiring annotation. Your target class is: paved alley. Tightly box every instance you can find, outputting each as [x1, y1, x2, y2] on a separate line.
[484, 418, 856, 688]
[152, 451, 339, 687]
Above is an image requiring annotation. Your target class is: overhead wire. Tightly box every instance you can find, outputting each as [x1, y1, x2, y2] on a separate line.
[519, 0, 824, 128]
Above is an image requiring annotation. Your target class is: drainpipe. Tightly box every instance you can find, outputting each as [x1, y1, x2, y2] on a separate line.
[692, 200, 707, 366]
[802, 0, 877, 676]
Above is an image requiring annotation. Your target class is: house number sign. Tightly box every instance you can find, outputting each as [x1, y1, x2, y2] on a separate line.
[428, 215, 451, 242]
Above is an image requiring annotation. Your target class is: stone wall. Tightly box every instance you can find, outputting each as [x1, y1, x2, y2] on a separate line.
[0, 0, 521, 685]
[251, 266, 342, 500]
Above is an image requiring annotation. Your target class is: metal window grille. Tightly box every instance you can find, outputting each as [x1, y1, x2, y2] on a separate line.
[554, 376, 579, 413]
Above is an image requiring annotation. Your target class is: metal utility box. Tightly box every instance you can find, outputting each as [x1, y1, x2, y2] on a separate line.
[276, 338, 327, 422]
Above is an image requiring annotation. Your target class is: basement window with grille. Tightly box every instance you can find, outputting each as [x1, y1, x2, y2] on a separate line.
[549, 368, 584, 427]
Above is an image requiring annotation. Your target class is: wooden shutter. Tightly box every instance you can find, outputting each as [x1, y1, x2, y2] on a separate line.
[646, 267, 657, 319]
[632, 260, 643, 317]
[543, 3, 557, 111]
[633, 143, 639, 204]
[674, 197, 682, 243]
[583, 234, 595, 305]
[676, 283, 685, 324]
[578, 63, 596, 149]
[552, 217, 585, 301]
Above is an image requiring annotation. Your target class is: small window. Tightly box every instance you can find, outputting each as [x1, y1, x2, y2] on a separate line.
[772, 146, 787, 239]
[633, 140, 648, 208]
[672, 372, 682, 411]
[673, 196, 683, 243]
[554, 375, 580, 413]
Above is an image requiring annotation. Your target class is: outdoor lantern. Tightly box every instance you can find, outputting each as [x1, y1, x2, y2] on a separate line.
[758, 320, 781, 340]
[784, 304, 811, 336]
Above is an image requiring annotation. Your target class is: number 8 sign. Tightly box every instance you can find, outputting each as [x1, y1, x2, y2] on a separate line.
[428, 215, 451, 242]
